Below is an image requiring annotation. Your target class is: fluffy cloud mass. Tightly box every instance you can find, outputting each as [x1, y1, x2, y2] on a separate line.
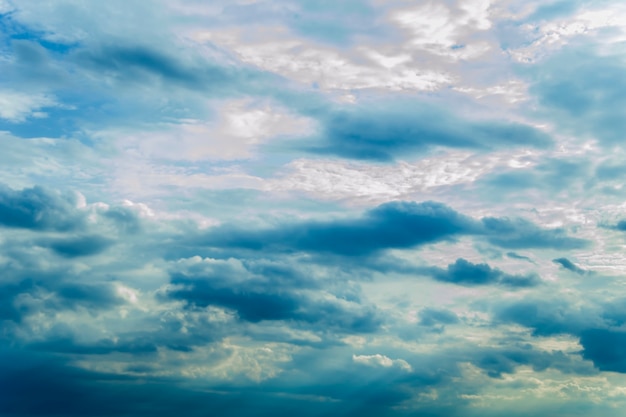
[2, 1, 626, 416]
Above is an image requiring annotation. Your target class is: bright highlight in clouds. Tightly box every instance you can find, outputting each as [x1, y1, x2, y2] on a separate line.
[2, 1, 626, 416]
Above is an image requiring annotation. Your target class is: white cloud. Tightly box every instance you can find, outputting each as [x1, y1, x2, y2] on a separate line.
[195, 29, 452, 92]
[510, 3, 626, 63]
[0, 90, 57, 122]
[106, 158, 266, 198]
[98, 99, 314, 162]
[391, 0, 493, 59]
[454, 80, 530, 104]
[184, 0, 525, 107]
[268, 152, 507, 203]
[353, 353, 412, 372]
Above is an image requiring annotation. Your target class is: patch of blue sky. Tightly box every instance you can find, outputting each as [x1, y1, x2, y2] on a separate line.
[0, 105, 79, 138]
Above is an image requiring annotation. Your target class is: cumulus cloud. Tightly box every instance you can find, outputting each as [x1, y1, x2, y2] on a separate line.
[353, 354, 412, 372]
[198, 200, 587, 256]
[0, 184, 85, 231]
[419, 258, 540, 288]
[165, 256, 381, 332]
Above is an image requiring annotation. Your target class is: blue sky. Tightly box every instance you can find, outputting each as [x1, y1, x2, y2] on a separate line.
[2, 1, 626, 415]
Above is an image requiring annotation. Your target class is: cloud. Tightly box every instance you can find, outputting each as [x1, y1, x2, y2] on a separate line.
[4, 1, 626, 416]
[579, 329, 626, 373]
[0, 348, 266, 417]
[37, 234, 114, 258]
[0, 89, 58, 122]
[480, 157, 592, 197]
[0, 273, 124, 323]
[553, 257, 589, 275]
[470, 344, 581, 379]
[200, 200, 479, 256]
[492, 296, 626, 374]
[420, 258, 540, 288]
[493, 298, 592, 337]
[506, 252, 534, 262]
[418, 308, 460, 326]
[306, 100, 552, 161]
[97, 99, 315, 163]
[269, 151, 500, 203]
[29, 334, 159, 356]
[352, 354, 412, 372]
[482, 216, 588, 250]
[165, 257, 381, 332]
[0, 184, 85, 231]
[199, 200, 587, 256]
[74, 44, 260, 94]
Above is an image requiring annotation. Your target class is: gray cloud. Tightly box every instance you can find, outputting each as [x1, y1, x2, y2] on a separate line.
[553, 258, 589, 275]
[0, 184, 85, 231]
[419, 258, 540, 288]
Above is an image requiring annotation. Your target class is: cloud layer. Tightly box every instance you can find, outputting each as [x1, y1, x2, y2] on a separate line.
[1, 1, 626, 416]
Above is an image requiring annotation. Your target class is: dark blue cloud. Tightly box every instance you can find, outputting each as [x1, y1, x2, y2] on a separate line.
[52, 282, 123, 312]
[0, 345, 459, 417]
[199, 200, 587, 257]
[167, 272, 381, 332]
[37, 234, 114, 257]
[553, 257, 589, 275]
[306, 101, 552, 161]
[202, 201, 479, 256]
[506, 252, 534, 262]
[0, 183, 143, 238]
[494, 298, 589, 337]
[600, 299, 626, 327]
[30, 334, 159, 356]
[0, 184, 84, 231]
[169, 274, 301, 322]
[492, 297, 626, 374]
[0, 348, 273, 417]
[1, 280, 123, 321]
[0, 280, 123, 325]
[472, 344, 579, 378]
[419, 258, 540, 288]
[0, 260, 124, 324]
[77, 46, 227, 90]
[579, 329, 626, 373]
[602, 219, 626, 232]
[0, 280, 37, 322]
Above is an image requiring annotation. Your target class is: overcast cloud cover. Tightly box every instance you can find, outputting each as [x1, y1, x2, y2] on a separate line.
[2, 0, 626, 415]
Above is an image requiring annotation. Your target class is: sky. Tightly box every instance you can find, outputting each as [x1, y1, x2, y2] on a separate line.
[2, 0, 626, 416]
